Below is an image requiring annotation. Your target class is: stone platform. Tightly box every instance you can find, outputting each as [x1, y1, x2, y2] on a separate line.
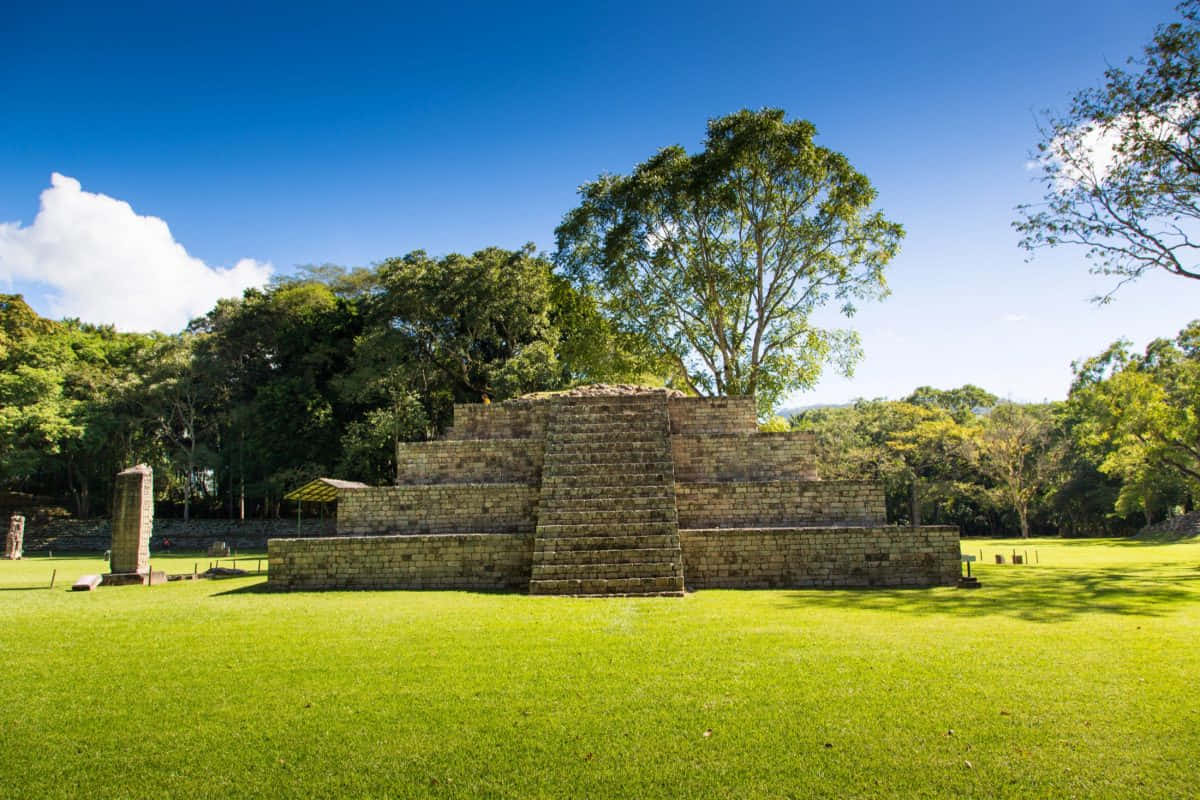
[269, 388, 961, 594]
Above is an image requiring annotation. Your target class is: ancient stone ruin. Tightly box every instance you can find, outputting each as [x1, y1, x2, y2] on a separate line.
[105, 464, 154, 584]
[5, 514, 24, 560]
[269, 387, 960, 594]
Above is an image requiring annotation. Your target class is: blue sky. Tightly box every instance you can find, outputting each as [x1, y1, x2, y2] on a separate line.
[2, 0, 1194, 407]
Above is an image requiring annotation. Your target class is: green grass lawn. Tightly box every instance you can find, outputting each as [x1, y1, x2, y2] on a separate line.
[2, 538, 1197, 799]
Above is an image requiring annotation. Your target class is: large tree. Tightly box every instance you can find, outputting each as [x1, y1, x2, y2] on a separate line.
[1016, 1, 1200, 298]
[556, 108, 903, 413]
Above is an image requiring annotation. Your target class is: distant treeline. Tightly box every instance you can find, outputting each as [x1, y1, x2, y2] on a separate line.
[1, 254, 1196, 537]
[0, 247, 670, 521]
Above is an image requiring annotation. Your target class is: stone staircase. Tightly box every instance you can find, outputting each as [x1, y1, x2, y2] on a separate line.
[530, 395, 684, 596]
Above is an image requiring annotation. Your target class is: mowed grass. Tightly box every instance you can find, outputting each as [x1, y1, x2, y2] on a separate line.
[1, 538, 1198, 799]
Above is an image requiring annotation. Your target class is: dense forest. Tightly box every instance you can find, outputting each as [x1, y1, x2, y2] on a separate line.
[0, 247, 669, 522]
[2, 252, 1197, 536]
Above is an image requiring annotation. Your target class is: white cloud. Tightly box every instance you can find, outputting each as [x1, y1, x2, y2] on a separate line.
[0, 173, 272, 332]
[1001, 313, 1027, 323]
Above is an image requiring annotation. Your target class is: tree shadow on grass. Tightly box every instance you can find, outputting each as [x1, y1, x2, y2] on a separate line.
[778, 565, 1200, 623]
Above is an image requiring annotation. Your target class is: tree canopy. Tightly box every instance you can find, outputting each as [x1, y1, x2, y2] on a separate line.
[1016, 1, 1200, 298]
[556, 108, 903, 414]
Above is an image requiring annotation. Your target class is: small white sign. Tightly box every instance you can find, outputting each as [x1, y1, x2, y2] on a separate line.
[960, 554, 977, 562]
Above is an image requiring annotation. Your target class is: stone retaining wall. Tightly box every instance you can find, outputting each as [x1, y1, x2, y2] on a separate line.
[23, 518, 335, 553]
[671, 433, 818, 482]
[268, 533, 533, 590]
[668, 396, 757, 434]
[267, 525, 959, 591]
[396, 439, 542, 485]
[338, 485, 537, 535]
[443, 403, 551, 441]
[679, 526, 960, 588]
[675, 481, 886, 528]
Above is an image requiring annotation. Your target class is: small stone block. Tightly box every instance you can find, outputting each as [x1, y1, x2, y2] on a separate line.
[102, 572, 149, 586]
[72, 574, 103, 591]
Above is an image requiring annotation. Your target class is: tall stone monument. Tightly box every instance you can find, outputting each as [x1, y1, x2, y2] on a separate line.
[108, 464, 153, 579]
[5, 514, 24, 560]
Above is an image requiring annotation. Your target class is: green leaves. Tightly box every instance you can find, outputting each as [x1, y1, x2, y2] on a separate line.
[556, 108, 901, 414]
[1016, 1, 1200, 296]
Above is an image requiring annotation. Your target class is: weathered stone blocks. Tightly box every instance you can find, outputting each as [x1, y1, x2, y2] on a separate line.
[109, 464, 152, 575]
[269, 388, 962, 593]
[679, 526, 960, 588]
[5, 514, 24, 559]
[395, 439, 543, 485]
[672, 433, 819, 482]
[268, 533, 533, 590]
[338, 485, 537, 535]
[675, 481, 886, 528]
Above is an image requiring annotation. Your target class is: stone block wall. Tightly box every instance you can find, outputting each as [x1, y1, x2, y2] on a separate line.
[675, 481, 885, 528]
[679, 526, 960, 588]
[338, 485, 537, 535]
[443, 403, 551, 441]
[668, 397, 757, 434]
[396, 439, 542, 485]
[268, 533, 533, 590]
[671, 433, 818, 482]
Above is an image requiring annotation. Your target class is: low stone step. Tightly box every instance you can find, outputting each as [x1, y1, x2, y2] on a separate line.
[546, 430, 669, 442]
[532, 560, 682, 580]
[541, 473, 671, 490]
[544, 448, 676, 465]
[538, 485, 673, 502]
[529, 575, 685, 595]
[534, 533, 680, 552]
[546, 460, 675, 476]
[537, 495, 673, 512]
[535, 521, 677, 538]
[546, 422, 669, 435]
[532, 546, 683, 565]
[537, 508, 676, 525]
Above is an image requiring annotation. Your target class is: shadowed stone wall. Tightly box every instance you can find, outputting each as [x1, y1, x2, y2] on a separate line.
[110, 465, 152, 574]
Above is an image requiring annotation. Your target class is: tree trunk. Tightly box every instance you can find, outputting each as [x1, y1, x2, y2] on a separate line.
[1018, 504, 1030, 539]
[909, 476, 921, 528]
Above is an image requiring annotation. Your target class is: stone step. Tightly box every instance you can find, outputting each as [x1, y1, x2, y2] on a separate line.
[542, 450, 665, 463]
[554, 396, 668, 406]
[531, 560, 682, 580]
[545, 429, 669, 441]
[529, 575, 685, 596]
[538, 485, 673, 501]
[534, 533, 680, 552]
[537, 494, 673, 511]
[546, 422, 669, 435]
[532, 546, 683, 565]
[537, 508, 676, 525]
[542, 448, 672, 465]
[544, 460, 675, 476]
[535, 521, 678, 538]
[551, 403, 668, 415]
[541, 473, 672, 489]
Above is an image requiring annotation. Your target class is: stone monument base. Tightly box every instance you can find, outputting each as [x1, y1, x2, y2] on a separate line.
[102, 570, 167, 586]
